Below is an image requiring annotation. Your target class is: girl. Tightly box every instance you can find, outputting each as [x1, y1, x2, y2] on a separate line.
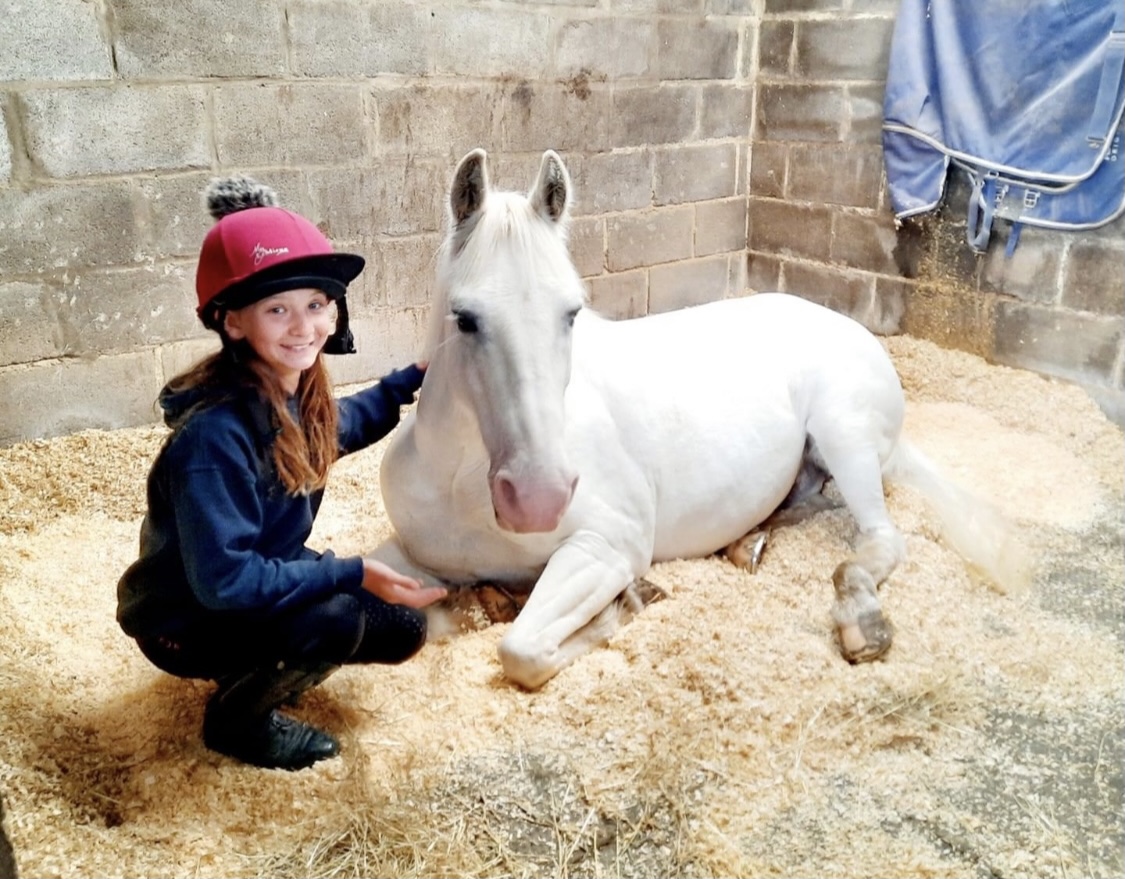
[117, 177, 445, 771]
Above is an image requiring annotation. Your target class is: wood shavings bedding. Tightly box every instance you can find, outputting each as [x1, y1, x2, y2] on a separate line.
[0, 336, 1121, 878]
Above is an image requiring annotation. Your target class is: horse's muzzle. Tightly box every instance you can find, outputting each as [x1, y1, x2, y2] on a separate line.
[491, 470, 579, 533]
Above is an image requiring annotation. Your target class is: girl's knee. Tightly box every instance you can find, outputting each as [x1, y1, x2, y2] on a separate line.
[352, 603, 428, 665]
[283, 592, 366, 665]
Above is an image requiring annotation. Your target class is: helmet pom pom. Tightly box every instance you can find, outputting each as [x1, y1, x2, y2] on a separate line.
[204, 174, 279, 220]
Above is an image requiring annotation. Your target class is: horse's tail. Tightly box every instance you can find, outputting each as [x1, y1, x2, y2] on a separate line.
[884, 439, 1032, 595]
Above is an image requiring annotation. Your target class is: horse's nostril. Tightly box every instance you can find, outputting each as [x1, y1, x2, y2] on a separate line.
[498, 475, 519, 509]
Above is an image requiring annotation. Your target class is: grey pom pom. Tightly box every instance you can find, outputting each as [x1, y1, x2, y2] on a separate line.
[204, 174, 279, 220]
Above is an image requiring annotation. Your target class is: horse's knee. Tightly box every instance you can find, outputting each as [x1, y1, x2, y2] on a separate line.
[498, 630, 555, 690]
[855, 525, 905, 585]
[500, 603, 623, 689]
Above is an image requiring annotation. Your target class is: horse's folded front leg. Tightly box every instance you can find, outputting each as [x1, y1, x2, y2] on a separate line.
[498, 530, 637, 690]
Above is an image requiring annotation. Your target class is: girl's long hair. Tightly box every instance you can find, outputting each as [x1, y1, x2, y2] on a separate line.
[164, 341, 339, 495]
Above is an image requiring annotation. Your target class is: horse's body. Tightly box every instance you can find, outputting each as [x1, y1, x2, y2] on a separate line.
[370, 148, 1022, 690]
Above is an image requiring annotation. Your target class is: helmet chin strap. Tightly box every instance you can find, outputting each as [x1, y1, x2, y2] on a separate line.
[322, 294, 356, 355]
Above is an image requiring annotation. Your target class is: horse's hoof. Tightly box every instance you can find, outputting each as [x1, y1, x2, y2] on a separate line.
[724, 531, 768, 573]
[837, 610, 894, 663]
[477, 584, 526, 624]
[632, 577, 668, 607]
[618, 577, 669, 615]
[831, 562, 893, 663]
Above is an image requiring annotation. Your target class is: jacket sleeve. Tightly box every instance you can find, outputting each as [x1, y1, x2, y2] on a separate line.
[166, 419, 365, 614]
[336, 363, 425, 455]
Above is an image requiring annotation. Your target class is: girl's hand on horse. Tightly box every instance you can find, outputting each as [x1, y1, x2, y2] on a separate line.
[361, 558, 447, 608]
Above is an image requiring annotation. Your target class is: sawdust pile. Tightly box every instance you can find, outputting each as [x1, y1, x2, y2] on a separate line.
[0, 336, 1122, 878]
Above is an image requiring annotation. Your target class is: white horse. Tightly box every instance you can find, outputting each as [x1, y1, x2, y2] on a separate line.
[369, 148, 1025, 690]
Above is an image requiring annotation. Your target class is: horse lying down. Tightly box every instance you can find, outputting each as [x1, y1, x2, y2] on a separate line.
[368, 148, 1027, 690]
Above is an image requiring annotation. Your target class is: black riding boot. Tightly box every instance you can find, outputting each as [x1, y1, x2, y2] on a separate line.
[202, 661, 340, 771]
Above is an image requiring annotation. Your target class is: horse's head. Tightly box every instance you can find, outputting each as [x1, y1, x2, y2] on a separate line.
[430, 148, 585, 534]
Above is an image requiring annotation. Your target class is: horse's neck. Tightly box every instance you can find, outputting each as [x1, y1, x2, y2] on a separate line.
[413, 345, 486, 467]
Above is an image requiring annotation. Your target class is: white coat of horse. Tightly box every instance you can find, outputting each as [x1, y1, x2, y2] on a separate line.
[370, 148, 1025, 690]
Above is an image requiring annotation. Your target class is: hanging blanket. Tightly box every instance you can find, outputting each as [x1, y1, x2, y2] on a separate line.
[883, 0, 1125, 254]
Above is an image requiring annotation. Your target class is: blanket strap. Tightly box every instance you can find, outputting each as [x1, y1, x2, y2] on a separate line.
[966, 174, 999, 252]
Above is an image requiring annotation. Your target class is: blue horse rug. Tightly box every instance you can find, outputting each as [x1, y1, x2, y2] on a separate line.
[883, 0, 1125, 254]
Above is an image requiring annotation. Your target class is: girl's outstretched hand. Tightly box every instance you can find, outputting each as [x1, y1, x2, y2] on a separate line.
[361, 558, 447, 608]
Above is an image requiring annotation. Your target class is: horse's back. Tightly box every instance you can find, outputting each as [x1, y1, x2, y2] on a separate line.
[587, 293, 885, 366]
[577, 293, 900, 429]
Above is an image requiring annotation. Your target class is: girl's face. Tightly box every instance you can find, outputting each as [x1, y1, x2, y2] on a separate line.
[224, 287, 336, 393]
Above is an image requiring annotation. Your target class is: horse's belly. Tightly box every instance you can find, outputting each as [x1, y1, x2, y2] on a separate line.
[647, 420, 806, 561]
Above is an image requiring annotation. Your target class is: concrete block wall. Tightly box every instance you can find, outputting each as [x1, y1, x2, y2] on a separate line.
[747, 0, 1125, 424]
[0, 0, 755, 444]
[2, 0, 1122, 443]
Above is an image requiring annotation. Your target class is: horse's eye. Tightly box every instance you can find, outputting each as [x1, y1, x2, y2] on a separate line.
[566, 308, 580, 328]
[454, 311, 479, 334]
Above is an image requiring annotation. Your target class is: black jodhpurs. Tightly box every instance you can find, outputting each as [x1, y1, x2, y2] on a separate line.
[135, 588, 428, 682]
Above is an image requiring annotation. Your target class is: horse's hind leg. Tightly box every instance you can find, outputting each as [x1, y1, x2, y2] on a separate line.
[810, 434, 905, 664]
[725, 447, 840, 571]
[831, 533, 899, 663]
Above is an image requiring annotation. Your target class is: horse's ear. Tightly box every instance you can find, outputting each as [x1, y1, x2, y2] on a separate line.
[529, 150, 571, 225]
[450, 148, 489, 227]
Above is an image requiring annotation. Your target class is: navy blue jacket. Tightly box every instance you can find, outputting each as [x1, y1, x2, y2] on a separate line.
[116, 365, 424, 639]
